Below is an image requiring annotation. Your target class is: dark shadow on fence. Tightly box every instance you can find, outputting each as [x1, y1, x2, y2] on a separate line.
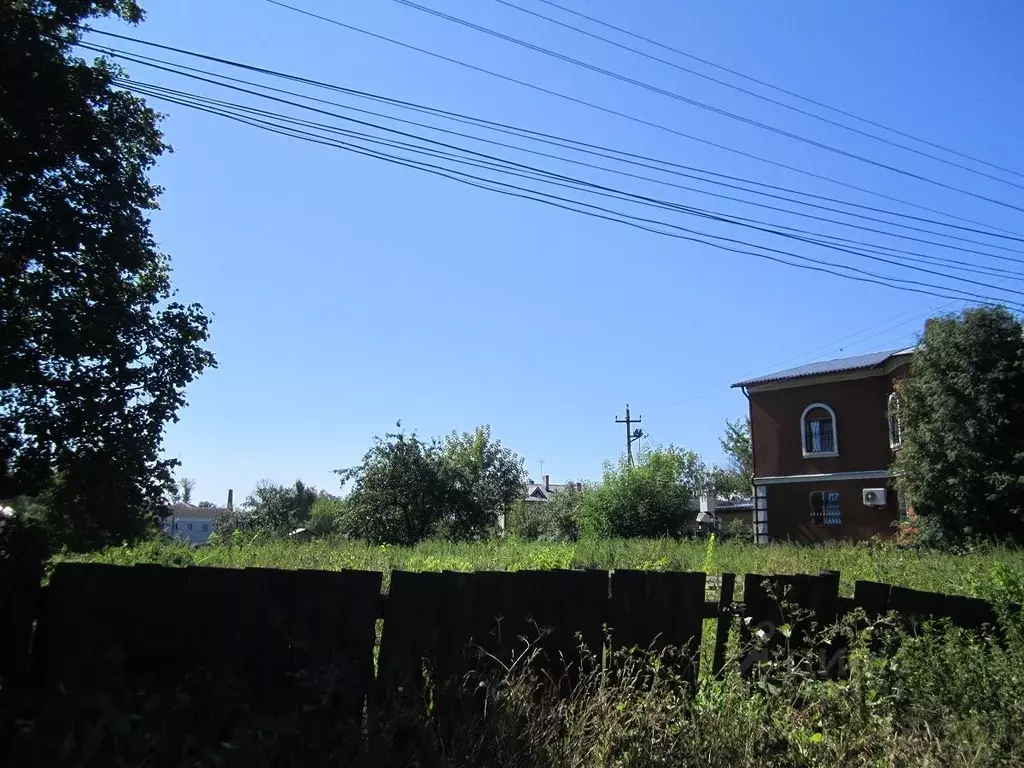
[0, 560, 1013, 765]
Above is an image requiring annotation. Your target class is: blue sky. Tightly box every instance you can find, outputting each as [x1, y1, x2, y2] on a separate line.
[90, 1, 1024, 505]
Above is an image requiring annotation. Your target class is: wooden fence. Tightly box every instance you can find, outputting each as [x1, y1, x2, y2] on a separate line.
[0, 560, 1011, 762]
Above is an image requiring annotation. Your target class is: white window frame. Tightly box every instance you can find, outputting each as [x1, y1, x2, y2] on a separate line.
[801, 403, 839, 458]
[887, 392, 903, 450]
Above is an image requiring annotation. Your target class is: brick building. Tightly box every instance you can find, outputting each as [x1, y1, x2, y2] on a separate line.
[733, 348, 911, 543]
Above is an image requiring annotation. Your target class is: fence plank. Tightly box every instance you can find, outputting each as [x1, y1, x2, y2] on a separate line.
[740, 572, 839, 677]
[853, 580, 892, 621]
[0, 558, 43, 689]
[887, 586, 998, 632]
[712, 572, 736, 678]
[609, 570, 705, 686]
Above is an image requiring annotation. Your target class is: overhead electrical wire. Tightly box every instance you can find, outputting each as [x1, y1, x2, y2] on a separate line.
[490, 0, 1022, 190]
[85, 28, 1024, 251]
[121, 75, 1019, 299]
[525, 0, 1024, 184]
[100, 60, 1024, 309]
[82, 40, 1024, 288]
[119, 79, 1015, 308]
[261, 0, 1024, 234]
[82, 39, 1024, 294]
[88, 42, 1022, 296]
[389, 0, 1024, 213]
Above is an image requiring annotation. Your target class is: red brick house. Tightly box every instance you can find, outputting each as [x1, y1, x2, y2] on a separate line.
[732, 348, 912, 543]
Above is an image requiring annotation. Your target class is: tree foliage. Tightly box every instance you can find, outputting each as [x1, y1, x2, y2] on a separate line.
[894, 308, 1024, 545]
[336, 426, 524, 546]
[1, 1, 215, 550]
[231, 480, 321, 537]
[716, 416, 752, 496]
[506, 481, 584, 542]
[578, 447, 707, 539]
[440, 425, 526, 517]
[336, 431, 478, 545]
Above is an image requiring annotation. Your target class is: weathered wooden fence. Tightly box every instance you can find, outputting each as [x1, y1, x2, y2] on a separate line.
[0, 561, 1011, 762]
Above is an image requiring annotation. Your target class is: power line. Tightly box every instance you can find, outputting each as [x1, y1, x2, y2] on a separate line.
[490, 0, 1023, 190]
[84, 29, 1024, 249]
[392, 0, 1024, 213]
[525, 0, 1024, 183]
[387, 0, 1024, 214]
[87, 38, 1024, 301]
[113, 77, 1019, 308]
[263, 0, 1024, 233]
[84, 39, 1024, 300]
[102, 59, 1024, 305]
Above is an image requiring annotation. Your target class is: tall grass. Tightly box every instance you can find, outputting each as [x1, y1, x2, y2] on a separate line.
[17, 610, 1024, 767]
[61, 536, 1024, 602]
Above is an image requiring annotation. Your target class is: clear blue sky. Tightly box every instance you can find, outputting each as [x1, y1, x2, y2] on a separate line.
[90, 1, 1024, 505]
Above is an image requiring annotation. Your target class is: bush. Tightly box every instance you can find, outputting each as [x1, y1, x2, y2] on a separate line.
[306, 496, 349, 538]
[579, 448, 706, 539]
[506, 483, 583, 542]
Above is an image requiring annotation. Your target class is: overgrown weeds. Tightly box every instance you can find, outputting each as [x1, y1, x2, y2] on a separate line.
[7, 609, 1023, 766]
[61, 536, 1024, 601]
[367, 610, 1024, 767]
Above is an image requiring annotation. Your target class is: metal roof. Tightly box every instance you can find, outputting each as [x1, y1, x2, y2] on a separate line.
[732, 347, 914, 388]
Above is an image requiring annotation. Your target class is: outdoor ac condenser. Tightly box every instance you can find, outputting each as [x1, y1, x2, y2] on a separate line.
[862, 488, 887, 507]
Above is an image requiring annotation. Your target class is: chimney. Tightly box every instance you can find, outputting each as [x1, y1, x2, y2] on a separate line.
[542, 474, 550, 492]
[227, 489, 234, 511]
[575, 482, 582, 491]
[699, 491, 717, 515]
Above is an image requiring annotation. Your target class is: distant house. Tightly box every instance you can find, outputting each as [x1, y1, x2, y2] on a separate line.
[732, 347, 912, 544]
[524, 475, 580, 502]
[163, 503, 226, 545]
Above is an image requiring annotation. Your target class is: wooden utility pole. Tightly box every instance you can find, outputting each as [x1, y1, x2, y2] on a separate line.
[615, 404, 644, 465]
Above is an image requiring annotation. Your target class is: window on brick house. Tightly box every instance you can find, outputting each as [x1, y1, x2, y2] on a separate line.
[810, 491, 841, 526]
[888, 392, 903, 449]
[187, 523, 193, 531]
[801, 403, 838, 457]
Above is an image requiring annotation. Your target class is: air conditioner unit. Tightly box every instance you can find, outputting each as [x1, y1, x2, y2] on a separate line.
[862, 488, 887, 507]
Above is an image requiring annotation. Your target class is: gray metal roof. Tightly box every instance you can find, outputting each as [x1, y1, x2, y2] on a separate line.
[732, 347, 913, 388]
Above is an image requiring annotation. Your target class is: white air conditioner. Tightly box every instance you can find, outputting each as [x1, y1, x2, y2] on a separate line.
[862, 488, 887, 507]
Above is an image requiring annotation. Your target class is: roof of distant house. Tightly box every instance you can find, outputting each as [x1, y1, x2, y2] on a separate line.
[169, 503, 227, 518]
[524, 482, 573, 502]
[731, 347, 914, 389]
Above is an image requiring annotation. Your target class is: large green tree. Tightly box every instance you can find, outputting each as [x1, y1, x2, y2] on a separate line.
[337, 430, 485, 545]
[1, 1, 214, 550]
[894, 308, 1024, 544]
[579, 447, 707, 539]
[713, 417, 753, 497]
[440, 425, 526, 524]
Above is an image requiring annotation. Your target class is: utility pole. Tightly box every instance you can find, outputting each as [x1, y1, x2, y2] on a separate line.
[615, 404, 645, 466]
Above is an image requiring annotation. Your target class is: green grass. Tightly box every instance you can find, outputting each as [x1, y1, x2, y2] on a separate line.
[60, 535, 1024, 603]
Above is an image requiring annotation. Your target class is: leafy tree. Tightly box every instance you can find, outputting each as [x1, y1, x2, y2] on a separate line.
[720, 417, 753, 476]
[1, 1, 215, 550]
[196, 501, 217, 509]
[894, 308, 1024, 544]
[171, 477, 196, 505]
[579, 447, 704, 539]
[441, 425, 526, 524]
[232, 480, 320, 536]
[506, 481, 583, 542]
[714, 417, 753, 497]
[305, 495, 349, 538]
[337, 430, 484, 545]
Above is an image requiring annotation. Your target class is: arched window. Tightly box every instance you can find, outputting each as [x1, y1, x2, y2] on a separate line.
[801, 403, 838, 457]
[888, 392, 903, 449]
